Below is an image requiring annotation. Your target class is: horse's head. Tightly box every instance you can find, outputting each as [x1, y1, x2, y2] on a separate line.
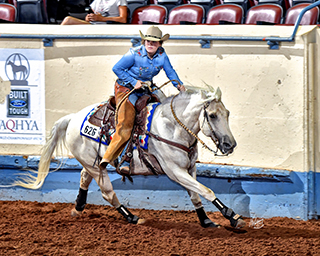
[200, 88, 237, 155]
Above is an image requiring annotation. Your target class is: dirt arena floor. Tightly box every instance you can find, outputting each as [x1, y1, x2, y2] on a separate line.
[1, 200, 320, 256]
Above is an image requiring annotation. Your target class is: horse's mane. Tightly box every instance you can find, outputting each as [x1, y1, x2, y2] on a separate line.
[161, 91, 192, 105]
[184, 83, 222, 102]
[161, 84, 222, 106]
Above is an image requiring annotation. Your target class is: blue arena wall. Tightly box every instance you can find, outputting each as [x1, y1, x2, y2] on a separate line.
[0, 155, 314, 220]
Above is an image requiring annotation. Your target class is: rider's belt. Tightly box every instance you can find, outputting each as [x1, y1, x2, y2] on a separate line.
[116, 79, 155, 91]
[116, 79, 134, 90]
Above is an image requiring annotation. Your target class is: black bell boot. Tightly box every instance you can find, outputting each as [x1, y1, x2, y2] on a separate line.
[75, 188, 88, 212]
[212, 198, 246, 229]
[117, 205, 139, 224]
[196, 207, 221, 228]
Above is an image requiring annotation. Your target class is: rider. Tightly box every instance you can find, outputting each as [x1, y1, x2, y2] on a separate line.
[99, 26, 185, 173]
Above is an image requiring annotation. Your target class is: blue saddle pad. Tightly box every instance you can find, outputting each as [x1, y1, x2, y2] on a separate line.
[139, 102, 161, 150]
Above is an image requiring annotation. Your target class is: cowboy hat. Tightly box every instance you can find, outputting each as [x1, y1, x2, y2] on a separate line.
[139, 26, 170, 42]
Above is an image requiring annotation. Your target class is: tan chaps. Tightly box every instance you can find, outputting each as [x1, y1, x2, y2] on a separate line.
[101, 82, 136, 163]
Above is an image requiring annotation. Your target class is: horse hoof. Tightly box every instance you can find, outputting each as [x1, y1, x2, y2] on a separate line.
[202, 219, 221, 228]
[205, 222, 221, 228]
[229, 213, 246, 229]
[71, 208, 82, 217]
[137, 218, 147, 225]
[234, 218, 246, 229]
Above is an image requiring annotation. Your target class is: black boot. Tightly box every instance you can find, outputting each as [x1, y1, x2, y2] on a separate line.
[117, 205, 139, 224]
[196, 207, 220, 228]
[75, 188, 88, 212]
[212, 198, 245, 228]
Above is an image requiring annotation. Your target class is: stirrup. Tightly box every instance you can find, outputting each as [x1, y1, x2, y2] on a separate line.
[117, 166, 133, 183]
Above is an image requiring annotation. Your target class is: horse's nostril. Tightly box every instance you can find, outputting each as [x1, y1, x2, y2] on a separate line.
[223, 143, 232, 149]
[220, 135, 236, 154]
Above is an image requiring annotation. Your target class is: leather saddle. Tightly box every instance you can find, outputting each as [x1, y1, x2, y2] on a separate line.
[88, 94, 164, 181]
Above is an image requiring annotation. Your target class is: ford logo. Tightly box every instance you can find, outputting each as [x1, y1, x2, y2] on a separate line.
[10, 100, 27, 107]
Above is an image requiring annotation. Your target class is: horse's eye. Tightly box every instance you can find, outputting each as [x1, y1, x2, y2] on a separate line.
[209, 113, 217, 119]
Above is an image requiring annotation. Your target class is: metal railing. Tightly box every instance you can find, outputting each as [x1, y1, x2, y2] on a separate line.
[0, 1, 319, 49]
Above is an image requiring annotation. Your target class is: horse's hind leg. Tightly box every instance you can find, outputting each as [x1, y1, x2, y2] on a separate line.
[71, 168, 93, 216]
[88, 166, 144, 224]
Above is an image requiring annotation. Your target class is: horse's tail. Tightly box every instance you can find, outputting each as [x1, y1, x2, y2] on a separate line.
[13, 114, 74, 189]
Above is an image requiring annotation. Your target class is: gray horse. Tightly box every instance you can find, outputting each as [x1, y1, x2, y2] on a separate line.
[11, 87, 245, 229]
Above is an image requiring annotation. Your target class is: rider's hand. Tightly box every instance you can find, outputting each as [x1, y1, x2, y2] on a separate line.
[178, 84, 186, 91]
[134, 80, 143, 89]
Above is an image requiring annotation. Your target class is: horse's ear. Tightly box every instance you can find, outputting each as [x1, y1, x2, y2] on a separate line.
[215, 87, 222, 101]
[200, 90, 207, 99]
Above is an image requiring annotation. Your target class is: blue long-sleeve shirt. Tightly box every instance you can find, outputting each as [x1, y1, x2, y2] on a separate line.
[112, 45, 183, 88]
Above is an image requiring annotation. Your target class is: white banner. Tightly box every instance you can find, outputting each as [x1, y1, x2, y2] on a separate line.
[0, 49, 45, 145]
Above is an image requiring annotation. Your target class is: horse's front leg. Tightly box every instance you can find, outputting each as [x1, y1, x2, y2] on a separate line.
[97, 168, 145, 224]
[164, 160, 246, 229]
[187, 165, 220, 228]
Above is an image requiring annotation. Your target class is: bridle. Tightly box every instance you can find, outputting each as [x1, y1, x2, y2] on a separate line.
[170, 94, 227, 157]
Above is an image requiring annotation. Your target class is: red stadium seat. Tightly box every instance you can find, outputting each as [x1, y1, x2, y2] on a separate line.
[167, 4, 205, 24]
[127, 0, 149, 22]
[131, 4, 168, 24]
[284, 3, 319, 25]
[245, 3, 283, 24]
[0, 3, 16, 22]
[206, 4, 244, 24]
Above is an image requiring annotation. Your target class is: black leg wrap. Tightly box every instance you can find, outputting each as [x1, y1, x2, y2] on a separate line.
[212, 198, 245, 228]
[196, 207, 220, 228]
[75, 188, 88, 212]
[212, 198, 226, 212]
[117, 205, 139, 224]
